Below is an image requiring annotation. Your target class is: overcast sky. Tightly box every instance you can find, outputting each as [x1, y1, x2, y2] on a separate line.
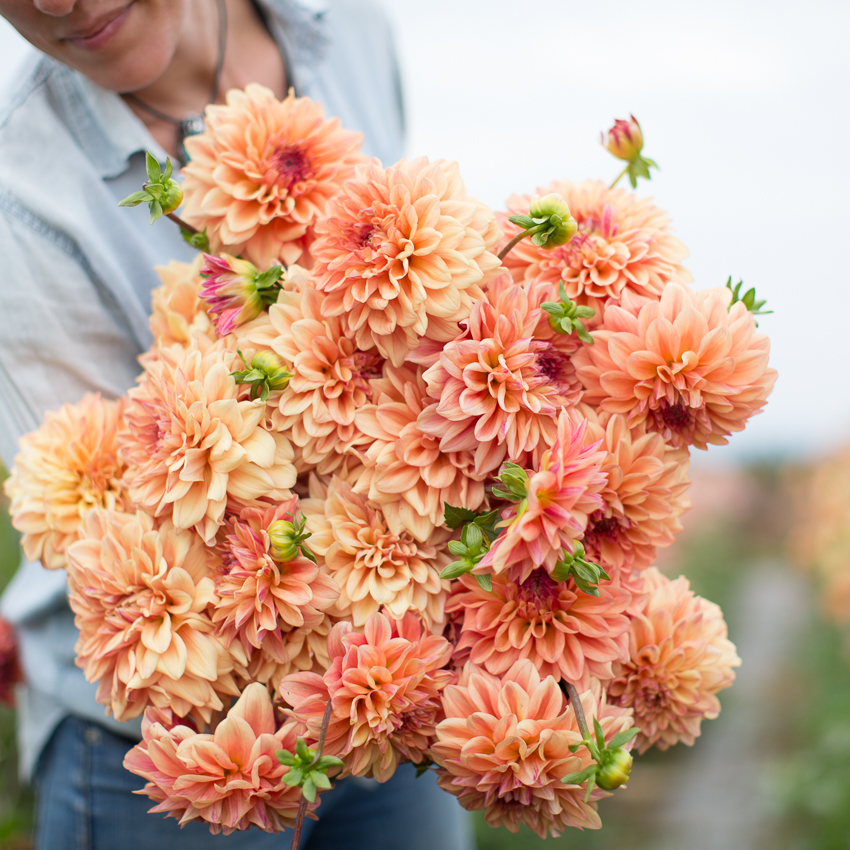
[0, 0, 847, 463]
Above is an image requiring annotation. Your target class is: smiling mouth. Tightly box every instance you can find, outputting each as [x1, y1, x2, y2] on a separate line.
[64, 2, 134, 48]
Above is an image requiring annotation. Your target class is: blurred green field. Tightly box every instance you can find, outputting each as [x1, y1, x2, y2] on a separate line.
[1, 462, 848, 850]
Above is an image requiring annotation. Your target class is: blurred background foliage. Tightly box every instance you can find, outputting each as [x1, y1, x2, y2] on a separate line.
[2, 456, 850, 849]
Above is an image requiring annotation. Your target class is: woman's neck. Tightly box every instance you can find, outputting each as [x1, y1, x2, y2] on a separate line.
[124, 0, 286, 159]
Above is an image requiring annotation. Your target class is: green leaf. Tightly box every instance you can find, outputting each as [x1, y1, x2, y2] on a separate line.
[575, 323, 594, 345]
[632, 158, 651, 180]
[608, 728, 640, 749]
[440, 560, 472, 580]
[475, 574, 493, 592]
[301, 776, 317, 803]
[474, 510, 501, 542]
[444, 503, 478, 530]
[255, 265, 283, 290]
[163, 158, 173, 181]
[594, 717, 606, 750]
[118, 190, 154, 207]
[561, 765, 598, 786]
[145, 151, 161, 183]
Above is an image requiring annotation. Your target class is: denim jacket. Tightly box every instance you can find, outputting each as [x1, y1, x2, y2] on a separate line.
[0, 0, 404, 778]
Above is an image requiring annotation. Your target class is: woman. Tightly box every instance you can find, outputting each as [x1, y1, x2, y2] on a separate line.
[0, 1, 472, 848]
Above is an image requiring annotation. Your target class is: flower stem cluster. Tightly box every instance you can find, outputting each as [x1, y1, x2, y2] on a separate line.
[231, 349, 293, 402]
[277, 736, 343, 803]
[119, 152, 184, 223]
[441, 504, 500, 591]
[604, 116, 658, 189]
[561, 681, 638, 800]
[491, 462, 529, 502]
[499, 193, 577, 261]
[268, 515, 315, 563]
[725, 277, 772, 325]
[550, 541, 610, 595]
[541, 282, 596, 343]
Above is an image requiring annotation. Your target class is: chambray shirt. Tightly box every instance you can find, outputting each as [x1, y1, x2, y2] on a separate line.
[0, 0, 404, 778]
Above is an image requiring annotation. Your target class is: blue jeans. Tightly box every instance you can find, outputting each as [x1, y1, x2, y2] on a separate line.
[34, 717, 474, 850]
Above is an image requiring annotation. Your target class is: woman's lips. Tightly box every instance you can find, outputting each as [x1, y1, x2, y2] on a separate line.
[65, 3, 133, 51]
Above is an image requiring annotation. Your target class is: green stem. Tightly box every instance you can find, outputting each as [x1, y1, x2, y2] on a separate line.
[497, 224, 544, 262]
[563, 680, 592, 743]
[608, 165, 629, 190]
[290, 699, 334, 850]
[166, 211, 199, 235]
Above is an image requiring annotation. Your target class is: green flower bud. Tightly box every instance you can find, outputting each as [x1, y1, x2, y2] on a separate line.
[159, 180, 184, 216]
[596, 747, 633, 791]
[250, 351, 292, 391]
[527, 194, 578, 248]
[492, 462, 529, 502]
[269, 520, 301, 562]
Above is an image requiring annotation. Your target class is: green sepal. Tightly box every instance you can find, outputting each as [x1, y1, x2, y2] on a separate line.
[461, 522, 483, 550]
[301, 776, 317, 803]
[446, 540, 467, 557]
[492, 462, 529, 502]
[540, 282, 595, 344]
[182, 227, 210, 252]
[508, 214, 537, 229]
[475, 574, 493, 592]
[594, 718, 606, 750]
[276, 749, 298, 766]
[283, 767, 304, 786]
[440, 560, 473, 580]
[314, 755, 344, 772]
[584, 773, 597, 803]
[149, 200, 163, 224]
[255, 265, 283, 291]
[415, 763, 432, 778]
[561, 765, 598, 786]
[608, 728, 639, 749]
[311, 771, 332, 791]
[118, 190, 154, 208]
[146, 151, 161, 183]
[725, 276, 772, 326]
[295, 737, 313, 763]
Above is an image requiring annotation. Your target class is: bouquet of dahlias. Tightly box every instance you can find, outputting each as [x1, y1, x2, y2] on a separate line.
[4, 91, 776, 840]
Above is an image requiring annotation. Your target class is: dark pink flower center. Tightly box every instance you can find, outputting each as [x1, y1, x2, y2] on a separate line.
[659, 401, 692, 432]
[517, 569, 561, 605]
[267, 144, 312, 193]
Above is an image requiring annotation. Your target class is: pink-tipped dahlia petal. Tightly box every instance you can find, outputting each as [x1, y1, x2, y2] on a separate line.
[182, 86, 364, 268]
[499, 180, 691, 323]
[280, 612, 454, 782]
[431, 659, 634, 838]
[574, 282, 777, 449]
[66, 510, 240, 723]
[607, 567, 740, 753]
[124, 683, 314, 835]
[311, 157, 502, 366]
[4, 393, 129, 570]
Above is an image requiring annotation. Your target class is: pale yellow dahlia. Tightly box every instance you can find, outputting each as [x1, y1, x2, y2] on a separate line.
[279, 612, 454, 782]
[354, 363, 486, 542]
[300, 475, 449, 626]
[500, 180, 691, 322]
[5, 393, 129, 570]
[608, 567, 740, 753]
[574, 283, 777, 449]
[120, 340, 296, 544]
[243, 275, 382, 473]
[311, 157, 503, 366]
[448, 570, 631, 688]
[66, 510, 240, 723]
[431, 659, 634, 838]
[147, 256, 214, 354]
[182, 85, 364, 268]
[417, 275, 584, 476]
[570, 405, 691, 574]
[124, 686, 314, 835]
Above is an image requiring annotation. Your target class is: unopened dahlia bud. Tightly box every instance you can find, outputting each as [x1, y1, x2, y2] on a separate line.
[231, 349, 293, 401]
[596, 746, 633, 790]
[527, 193, 578, 247]
[118, 151, 184, 222]
[492, 462, 529, 502]
[268, 516, 313, 563]
[605, 116, 644, 162]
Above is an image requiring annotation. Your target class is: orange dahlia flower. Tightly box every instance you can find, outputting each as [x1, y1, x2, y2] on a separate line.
[354, 363, 486, 542]
[310, 156, 502, 366]
[279, 612, 454, 782]
[120, 340, 296, 544]
[212, 499, 339, 660]
[5, 393, 129, 570]
[431, 659, 634, 838]
[182, 85, 364, 269]
[570, 405, 691, 574]
[418, 275, 585, 476]
[447, 570, 631, 689]
[124, 685, 314, 835]
[243, 276, 382, 473]
[500, 180, 691, 321]
[477, 412, 606, 582]
[66, 510, 240, 722]
[574, 282, 777, 449]
[608, 567, 740, 753]
[301, 475, 449, 626]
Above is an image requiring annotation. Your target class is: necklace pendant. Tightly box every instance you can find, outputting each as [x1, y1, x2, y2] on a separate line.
[177, 114, 206, 164]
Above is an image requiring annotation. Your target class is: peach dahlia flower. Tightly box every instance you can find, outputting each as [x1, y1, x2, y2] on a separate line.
[124, 685, 313, 835]
[148, 256, 214, 354]
[570, 405, 691, 573]
[574, 283, 777, 449]
[66, 510, 239, 723]
[500, 180, 691, 321]
[448, 570, 631, 689]
[431, 659, 634, 838]
[354, 363, 486, 543]
[418, 275, 585, 476]
[182, 85, 363, 269]
[5, 393, 129, 570]
[243, 276, 382, 472]
[608, 567, 740, 753]
[301, 475, 449, 626]
[121, 340, 296, 544]
[310, 157, 502, 366]
[212, 499, 339, 660]
[478, 412, 606, 583]
[279, 612, 454, 782]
